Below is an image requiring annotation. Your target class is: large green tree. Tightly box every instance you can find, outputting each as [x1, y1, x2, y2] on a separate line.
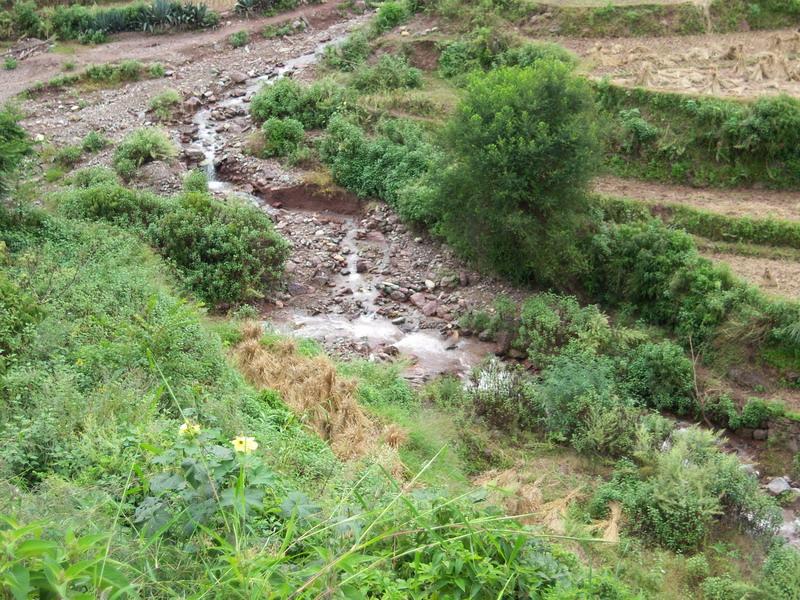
[435, 61, 599, 285]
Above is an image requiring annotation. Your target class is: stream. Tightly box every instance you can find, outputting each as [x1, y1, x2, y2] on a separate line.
[189, 29, 800, 547]
[191, 29, 497, 380]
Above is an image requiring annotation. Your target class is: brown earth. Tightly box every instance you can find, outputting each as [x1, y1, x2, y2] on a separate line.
[560, 28, 800, 99]
[595, 175, 800, 221]
[0, 1, 350, 102]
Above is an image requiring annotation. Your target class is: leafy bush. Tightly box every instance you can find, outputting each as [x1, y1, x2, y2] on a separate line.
[516, 293, 611, 366]
[58, 184, 289, 305]
[739, 397, 770, 428]
[68, 165, 119, 188]
[261, 117, 304, 157]
[352, 54, 422, 92]
[598, 84, 800, 188]
[81, 130, 109, 152]
[435, 62, 599, 285]
[622, 341, 696, 415]
[52, 144, 83, 167]
[149, 88, 182, 121]
[154, 192, 288, 303]
[319, 116, 444, 211]
[466, 359, 534, 431]
[536, 350, 621, 442]
[3, 56, 16, 70]
[685, 554, 710, 582]
[112, 126, 176, 179]
[0, 272, 40, 373]
[250, 77, 348, 129]
[592, 428, 780, 552]
[618, 108, 659, 154]
[373, 1, 408, 32]
[494, 41, 577, 69]
[228, 29, 249, 47]
[183, 168, 208, 193]
[0, 517, 131, 597]
[588, 219, 754, 344]
[0, 106, 30, 197]
[761, 544, 800, 599]
[322, 29, 370, 71]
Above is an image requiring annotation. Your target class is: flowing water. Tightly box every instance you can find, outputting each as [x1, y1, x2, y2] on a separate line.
[191, 30, 497, 379]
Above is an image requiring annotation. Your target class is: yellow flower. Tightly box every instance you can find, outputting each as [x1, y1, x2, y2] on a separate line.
[178, 421, 201, 437]
[231, 436, 258, 454]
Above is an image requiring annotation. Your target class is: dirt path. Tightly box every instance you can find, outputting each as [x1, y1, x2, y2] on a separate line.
[0, 2, 347, 102]
[595, 175, 800, 221]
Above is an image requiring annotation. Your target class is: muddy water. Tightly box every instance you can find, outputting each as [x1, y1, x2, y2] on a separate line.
[191, 31, 497, 380]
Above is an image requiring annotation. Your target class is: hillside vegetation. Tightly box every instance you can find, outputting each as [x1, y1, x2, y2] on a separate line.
[2, 0, 800, 598]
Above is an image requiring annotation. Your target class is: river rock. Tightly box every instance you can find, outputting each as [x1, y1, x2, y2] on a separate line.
[410, 292, 427, 308]
[753, 429, 769, 441]
[766, 477, 791, 495]
[184, 146, 206, 161]
[229, 71, 248, 84]
[356, 259, 368, 273]
[422, 301, 439, 317]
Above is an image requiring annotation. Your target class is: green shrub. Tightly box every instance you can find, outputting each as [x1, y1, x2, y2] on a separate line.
[149, 88, 182, 121]
[150, 192, 289, 304]
[183, 169, 208, 193]
[58, 183, 168, 229]
[11, 0, 41, 37]
[739, 398, 770, 428]
[0, 107, 30, 197]
[228, 29, 249, 48]
[761, 544, 800, 599]
[594, 428, 780, 552]
[701, 576, 757, 600]
[319, 116, 444, 210]
[466, 359, 534, 431]
[0, 517, 132, 597]
[58, 184, 289, 304]
[588, 220, 754, 344]
[516, 293, 611, 366]
[53, 144, 83, 167]
[494, 41, 577, 69]
[81, 130, 109, 153]
[685, 554, 710, 582]
[3, 57, 16, 70]
[250, 77, 348, 129]
[68, 166, 119, 188]
[112, 126, 176, 179]
[261, 117, 304, 157]
[373, 1, 408, 32]
[352, 54, 422, 92]
[148, 62, 165, 77]
[623, 341, 696, 415]
[322, 29, 370, 71]
[536, 350, 621, 441]
[0, 272, 41, 373]
[598, 84, 800, 188]
[435, 62, 599, 285]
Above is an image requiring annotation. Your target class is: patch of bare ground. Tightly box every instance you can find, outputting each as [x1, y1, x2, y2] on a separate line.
[559, 28, 800, 99]
[0, 1, 353, 102]
[595, 175, 800, 221]
[703, 250, 800, 300]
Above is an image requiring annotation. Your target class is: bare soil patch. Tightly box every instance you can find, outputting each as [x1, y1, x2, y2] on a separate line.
[703, 251, 800, 300]
[595, 175, 800, 221]
[0, 1, 351, 102]
[560, 28, 800, 99]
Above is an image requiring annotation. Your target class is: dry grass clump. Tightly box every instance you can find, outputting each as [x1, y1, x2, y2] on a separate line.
[232, 323, 408, 470]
